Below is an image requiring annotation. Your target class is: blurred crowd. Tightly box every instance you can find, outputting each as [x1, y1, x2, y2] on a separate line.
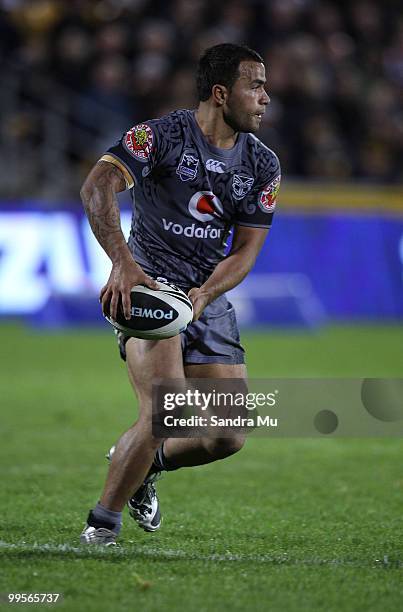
[0, 0, 402, 199]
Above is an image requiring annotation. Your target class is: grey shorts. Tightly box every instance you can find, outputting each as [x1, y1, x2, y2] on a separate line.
[116, 294, 245, 365]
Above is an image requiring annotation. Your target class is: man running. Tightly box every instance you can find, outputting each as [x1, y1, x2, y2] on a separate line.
[80, 43, 280, 545]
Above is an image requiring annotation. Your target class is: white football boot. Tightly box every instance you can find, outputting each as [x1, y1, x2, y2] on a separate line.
[80, 511, 117, 546]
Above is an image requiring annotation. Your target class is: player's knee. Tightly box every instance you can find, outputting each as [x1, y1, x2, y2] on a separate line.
[205, 435, 245, 459]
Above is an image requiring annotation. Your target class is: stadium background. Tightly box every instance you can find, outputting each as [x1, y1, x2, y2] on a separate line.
[1, 1, 403, 611]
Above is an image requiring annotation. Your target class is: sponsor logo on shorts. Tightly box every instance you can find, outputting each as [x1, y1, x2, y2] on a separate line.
[124, 123, 153, 162]
[176, 153, 199, 181]
[131, 306, 174, 319]
[188, 191, 223, 222]
[205, 159, 226, 173]
[232, 174, 254, 200]
[258, 174, 281, 213]
[162, 218, 223, 239]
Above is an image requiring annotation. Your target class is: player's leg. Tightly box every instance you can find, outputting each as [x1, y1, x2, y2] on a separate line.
[162, 363, 247, 468]
[109, 334, 187, 532]
[81, 334, 184, 544]
[99, 334, 184, 509]
[155, 294, 247, 469]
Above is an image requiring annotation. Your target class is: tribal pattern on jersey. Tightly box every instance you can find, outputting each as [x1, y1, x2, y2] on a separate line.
[105, 109, 281, 288]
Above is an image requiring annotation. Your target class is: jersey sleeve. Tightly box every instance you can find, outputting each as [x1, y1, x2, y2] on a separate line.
[99, 120, 165, 189]
[234, 151, 281, 229]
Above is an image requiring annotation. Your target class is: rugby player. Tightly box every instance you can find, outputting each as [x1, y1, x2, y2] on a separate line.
[80, 43, 281, 545]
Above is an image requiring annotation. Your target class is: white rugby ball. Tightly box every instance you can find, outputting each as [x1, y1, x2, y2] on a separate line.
[105, 280, 193, 339]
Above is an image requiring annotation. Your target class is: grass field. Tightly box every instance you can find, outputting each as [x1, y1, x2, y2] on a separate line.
[1, 323, 403, 611]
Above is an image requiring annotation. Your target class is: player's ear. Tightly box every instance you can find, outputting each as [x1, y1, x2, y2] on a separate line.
[211, 84, 228, 106]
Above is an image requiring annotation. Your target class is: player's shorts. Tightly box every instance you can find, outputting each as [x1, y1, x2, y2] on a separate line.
[116, 293, 245, 365]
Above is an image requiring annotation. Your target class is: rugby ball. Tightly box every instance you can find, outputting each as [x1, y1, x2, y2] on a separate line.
[105, 280, 193, 339]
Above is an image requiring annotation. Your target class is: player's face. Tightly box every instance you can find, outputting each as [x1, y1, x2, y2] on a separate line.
[223, 61, 270, 133]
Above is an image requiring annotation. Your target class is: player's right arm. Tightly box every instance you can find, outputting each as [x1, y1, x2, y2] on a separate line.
[80, 160, 158, 321]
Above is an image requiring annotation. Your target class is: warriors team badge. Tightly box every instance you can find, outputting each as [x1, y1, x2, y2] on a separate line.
[258, 175, 281, 212]
[176, 152, 199, 182]
[124, 123, 153, 162]
[232, 174, 254, 200]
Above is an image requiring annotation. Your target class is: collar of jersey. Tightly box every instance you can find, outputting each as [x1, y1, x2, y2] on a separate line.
[188, 110, 245, 160]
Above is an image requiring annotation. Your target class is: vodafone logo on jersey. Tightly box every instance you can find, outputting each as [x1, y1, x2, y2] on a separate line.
[188, 191, 223, 223]
[161, 191, 223, 241]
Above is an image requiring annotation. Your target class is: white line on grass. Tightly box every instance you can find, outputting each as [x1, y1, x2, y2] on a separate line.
[0, 541, 394, 567]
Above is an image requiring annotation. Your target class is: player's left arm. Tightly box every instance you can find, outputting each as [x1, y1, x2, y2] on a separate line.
[188, 225, 268, 321]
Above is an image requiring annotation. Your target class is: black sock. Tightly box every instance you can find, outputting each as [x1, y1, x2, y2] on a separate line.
[90, 503, 122, 534]
[150, 442, 178, 474]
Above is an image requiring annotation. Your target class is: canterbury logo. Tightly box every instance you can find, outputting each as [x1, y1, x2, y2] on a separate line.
[205, 159, 225, 173]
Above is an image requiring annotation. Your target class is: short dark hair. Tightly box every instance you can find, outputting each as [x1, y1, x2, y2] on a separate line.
[196, 43, 264, 102]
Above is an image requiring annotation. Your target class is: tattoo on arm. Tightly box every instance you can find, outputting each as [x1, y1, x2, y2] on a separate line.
[80, 161, 130, 263]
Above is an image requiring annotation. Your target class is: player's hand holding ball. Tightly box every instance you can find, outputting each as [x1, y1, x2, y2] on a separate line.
[100, 254, 159, 321]
[187, 287, 212, 321]
[103, 260, 193, 339]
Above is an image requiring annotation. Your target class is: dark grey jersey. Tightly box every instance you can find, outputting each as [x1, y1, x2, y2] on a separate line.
[102, 109, 281, 288]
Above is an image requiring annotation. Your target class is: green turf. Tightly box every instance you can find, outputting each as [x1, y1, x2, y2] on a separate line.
[1, 323, 403, 611]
